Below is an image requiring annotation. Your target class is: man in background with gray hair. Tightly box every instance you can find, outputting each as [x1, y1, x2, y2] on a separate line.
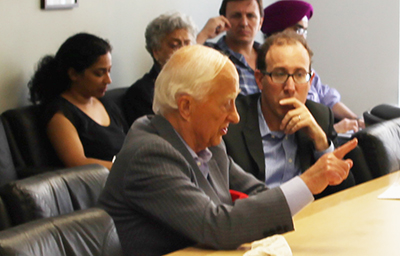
[99, 44, 357, 256]
[122, 12, 197, 126]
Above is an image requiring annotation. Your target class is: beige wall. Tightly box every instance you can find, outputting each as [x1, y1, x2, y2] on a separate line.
[0, 0, 222, 112]
[0, 0, 399, 116]
[306, 0, 399, 116]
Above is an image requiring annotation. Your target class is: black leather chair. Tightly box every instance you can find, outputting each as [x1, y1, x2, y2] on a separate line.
[363, 104, 400, 127]
[353, 117, 400, 178]
[0, 197, 11, 231]
[0, 207, 123, 256]
[0, 119, 17, 186]
[1, 105, 63, 178]
[344, 145, 373, 184]
[0, 164, 109, 226]
[103, 87, 129, 122]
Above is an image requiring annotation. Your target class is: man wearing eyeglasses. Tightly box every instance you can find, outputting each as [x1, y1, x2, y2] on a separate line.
[224, 31, 355, 198]
[262, 0, 364, 134]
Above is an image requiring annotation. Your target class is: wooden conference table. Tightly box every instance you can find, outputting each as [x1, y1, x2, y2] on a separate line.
[167, 171, 400, 256]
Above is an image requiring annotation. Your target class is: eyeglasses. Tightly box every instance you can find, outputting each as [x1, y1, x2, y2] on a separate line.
[261, 70, 312, 84]
[294, 25, 308, 37]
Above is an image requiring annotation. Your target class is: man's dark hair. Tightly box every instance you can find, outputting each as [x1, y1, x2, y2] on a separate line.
[219, 0, 263, 17]
[257, 30, 313, 72]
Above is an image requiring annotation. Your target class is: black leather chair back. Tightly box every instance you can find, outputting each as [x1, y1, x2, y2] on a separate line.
[363, 104, 400, 127]
[0, 196, 11, 231]
[353, 117, 400, 178]
[0, 119, 17, 186]
[103, 87, 128, 121]
[0, 208, 123, 256]
[0, 164, 109, 226]
[1, 105, 63, 178]
[344, 145, 373, 184]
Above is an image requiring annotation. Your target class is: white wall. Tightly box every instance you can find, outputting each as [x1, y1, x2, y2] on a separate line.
[0, 0, 222, 112]
[305, 0, 399, 115]
[0, 0, 398, 116]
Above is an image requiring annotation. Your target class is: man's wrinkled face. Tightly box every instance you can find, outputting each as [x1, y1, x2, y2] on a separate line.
[189, 62, 240, 152]
[153, 28, 192, 67]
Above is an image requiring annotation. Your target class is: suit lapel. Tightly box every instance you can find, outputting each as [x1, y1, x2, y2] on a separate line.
[296, 130, 313, 172]
[242, 97, 266, 180]
[207, 159, 232, 204]
[151, 115, 222, 204]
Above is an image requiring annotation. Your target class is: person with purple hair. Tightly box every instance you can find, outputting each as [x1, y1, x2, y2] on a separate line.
[262, 0, 364, 133]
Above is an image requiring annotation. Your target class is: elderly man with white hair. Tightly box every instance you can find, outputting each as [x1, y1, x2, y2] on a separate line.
[98, 44, 357, 256]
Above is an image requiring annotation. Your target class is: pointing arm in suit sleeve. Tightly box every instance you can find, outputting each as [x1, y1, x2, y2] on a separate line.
[119, 137, 294, 250]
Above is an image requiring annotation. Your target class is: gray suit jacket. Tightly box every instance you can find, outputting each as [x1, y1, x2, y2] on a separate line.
[98, 115, 294, 256]
[224, 93, 354, 198]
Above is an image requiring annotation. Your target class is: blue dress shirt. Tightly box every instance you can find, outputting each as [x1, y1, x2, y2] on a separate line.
[174, 126, 313, 216]
[205, 36, 261, 96]
[307, 69, 341, 109]
[257, 99, 334, 188]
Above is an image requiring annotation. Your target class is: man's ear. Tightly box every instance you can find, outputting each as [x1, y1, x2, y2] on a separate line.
[152, 49, 160, 63]
[176, 94, 193, 121]
[304, 71, 315, 92]
[258, 17, 264, 31]
[309, 71, 315, 84]
[308, 71, 315, 88]
[254, 69, 264, 91]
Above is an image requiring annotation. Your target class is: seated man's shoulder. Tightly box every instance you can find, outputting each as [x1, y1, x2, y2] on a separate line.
[124, 74, 153, 99]
[204, 41, 219, 50]
[236, 93, 259, 106]
[223, 94, 260, 145]
[127, 116, 158, 142]
[204, 37, 231, 56]
[234, 93, 260, 120]
[121, 118, 179, 162]
[305, 99, 331, 116]
[127, 116, 178, 149]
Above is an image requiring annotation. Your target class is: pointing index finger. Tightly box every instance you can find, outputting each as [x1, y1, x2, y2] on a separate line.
[333, 138, 358, 159]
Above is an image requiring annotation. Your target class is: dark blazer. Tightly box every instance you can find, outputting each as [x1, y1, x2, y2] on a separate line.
[122, 64, 160, 126]
[98, 115, 294, 256]
[223, 93, 354, 198]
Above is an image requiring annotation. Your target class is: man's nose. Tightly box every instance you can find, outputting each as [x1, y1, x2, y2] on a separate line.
[239, 16, 248, 26]
[229, 105, 240, 124]
[283, 76, 296, 95]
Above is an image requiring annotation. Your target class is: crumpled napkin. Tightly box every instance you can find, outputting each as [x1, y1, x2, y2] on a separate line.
[243, 235, 292, 256]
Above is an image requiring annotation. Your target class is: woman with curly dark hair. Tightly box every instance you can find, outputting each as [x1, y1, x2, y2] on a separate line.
[29, 32, 126, 170]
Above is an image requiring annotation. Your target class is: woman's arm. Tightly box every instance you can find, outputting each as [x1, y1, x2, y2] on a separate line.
[47, 112, 112, 170]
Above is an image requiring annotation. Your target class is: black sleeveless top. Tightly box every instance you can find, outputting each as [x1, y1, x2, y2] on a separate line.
[45, 97, 127, 161]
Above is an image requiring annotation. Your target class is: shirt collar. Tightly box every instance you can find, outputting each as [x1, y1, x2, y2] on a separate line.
[216, 36, 261, 58]
[173, 129, 213, 164]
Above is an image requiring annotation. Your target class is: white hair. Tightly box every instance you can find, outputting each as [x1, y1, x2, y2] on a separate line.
[153, 45, 232, 115]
